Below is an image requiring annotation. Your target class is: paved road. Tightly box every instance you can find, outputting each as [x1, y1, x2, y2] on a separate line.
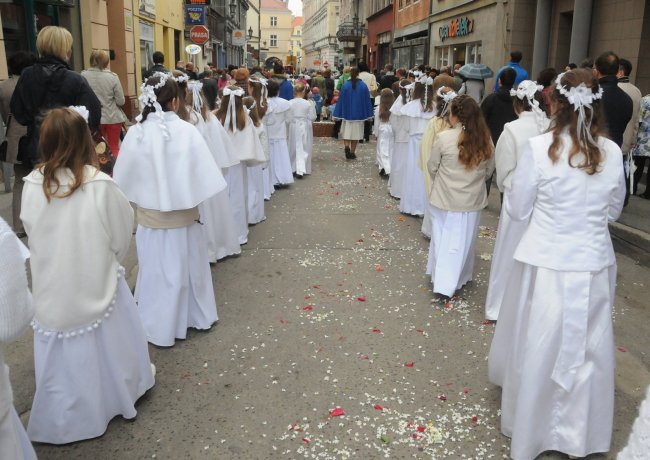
[2, 138, 650, 459]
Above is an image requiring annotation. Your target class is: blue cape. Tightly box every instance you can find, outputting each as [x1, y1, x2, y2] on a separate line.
[333, 79, 373, 121]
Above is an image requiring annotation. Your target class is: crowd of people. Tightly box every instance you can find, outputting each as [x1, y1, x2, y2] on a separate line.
[0, 24, 649, 460]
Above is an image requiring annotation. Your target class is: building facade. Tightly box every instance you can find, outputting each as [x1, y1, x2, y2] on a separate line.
[260, 0, 292, 67]
[288, 16, 303, 69]
[303, 0, 340, 71]
[337, 0, 365, 67]
[393, 0, 430, 69]
[366, 0, 394, 72]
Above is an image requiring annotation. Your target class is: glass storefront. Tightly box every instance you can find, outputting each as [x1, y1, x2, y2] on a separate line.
[435, 41, 482, 69]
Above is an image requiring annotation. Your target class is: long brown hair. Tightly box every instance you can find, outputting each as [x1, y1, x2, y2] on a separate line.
[171, 70, 190, 122]
[350, 67, 360, 89]
[243, 96, 261, 127]
[140, 74, 179, 122]
[378, 88, 394, 122]
[411, 81, 434, 112]
[450, 95, 493, 169]
[249, 79, 268, 118]
[215, 84, 247, 132]
[38, 108, 99, 202]
[399, 79, 410, 105]
[548, 69, 605, 175]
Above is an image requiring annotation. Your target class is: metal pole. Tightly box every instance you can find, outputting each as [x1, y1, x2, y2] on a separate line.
[258, 0, 261, 66]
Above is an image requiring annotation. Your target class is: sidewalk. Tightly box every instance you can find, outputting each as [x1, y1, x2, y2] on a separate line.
[610, 186, 650, 253]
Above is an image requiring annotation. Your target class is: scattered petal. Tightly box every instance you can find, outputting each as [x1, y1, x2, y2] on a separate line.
[329, 408, 345, 417]
[302, 305, 313, 311]
[373, 404, 383, 411]
[404, 362, 414, 367]
[357, 296, 366, 302]
[438, 394, 447, 401]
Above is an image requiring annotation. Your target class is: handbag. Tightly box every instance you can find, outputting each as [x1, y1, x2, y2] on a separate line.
[93, 131, 115, 176]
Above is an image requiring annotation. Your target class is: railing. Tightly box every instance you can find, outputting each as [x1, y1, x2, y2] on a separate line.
[336, 22, 367, 41]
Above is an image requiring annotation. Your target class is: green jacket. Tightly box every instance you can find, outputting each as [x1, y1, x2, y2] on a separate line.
[336, 72, 350, 90]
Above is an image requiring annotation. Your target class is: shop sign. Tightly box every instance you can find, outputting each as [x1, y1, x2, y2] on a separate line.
[185, 6, 205, 25]
[124, 10, 133, 31]
[186, 0, 209, 4]
[139, 0, 156, 20]
[140, 21, 155, 43]
[232, 30, 247, 47]
[190, 25, 210, 45]
[439, 16, 474, 42]
[185, 44, 202, 55]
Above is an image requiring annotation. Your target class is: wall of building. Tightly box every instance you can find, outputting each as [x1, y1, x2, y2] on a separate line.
[261, 8, 292, 61]
[396, 0, 430, 29]
[367, 7, 393, 71]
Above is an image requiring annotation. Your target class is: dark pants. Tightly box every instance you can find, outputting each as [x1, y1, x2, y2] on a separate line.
[633, 157, 649, 196]
[485, 173, 494, 197]
[12, 162, 31, 233]
[333, 119, 342, 139]
[363, 119, 371, 142]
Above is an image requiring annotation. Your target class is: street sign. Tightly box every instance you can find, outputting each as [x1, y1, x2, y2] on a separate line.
[185, 6, 205, 25]
[190, 25, 209, 45]
[185, 44, 202, 55]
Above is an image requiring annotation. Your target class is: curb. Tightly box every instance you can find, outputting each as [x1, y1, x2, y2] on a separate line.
[610, 221, 650, 253]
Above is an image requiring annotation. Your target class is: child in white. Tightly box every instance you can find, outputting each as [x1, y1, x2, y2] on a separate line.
[243, 95, 268, 223]
[0, 216, 36, 459]
[374, 88, 395, 176]
[265, 79, 294, 186]
[23, 107, 154, 443]
[388, 79, 411, 198]
[114, 73, 225, 347]
[484, 81, 549, 320]
[249, 75, 274, 200]
[400, 76, 436, 216]
[289, 82, 317, 177]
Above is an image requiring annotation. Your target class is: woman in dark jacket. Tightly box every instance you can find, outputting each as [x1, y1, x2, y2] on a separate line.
[10, 26, 101, 168]
[323, 69, 335, 105]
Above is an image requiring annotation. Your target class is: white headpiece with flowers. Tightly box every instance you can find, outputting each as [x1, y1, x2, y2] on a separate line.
[187, 80, 204, 114]
[248, 76, 268, 107]
[435, 86, 458, 117]
[222, 85, 245, 133]
[554, 72, 604, 144]
[136, 71, 171, 140]
[510, 80, 547, 131]
[419, 74, 434, 109]
[69, 106, 89, 123]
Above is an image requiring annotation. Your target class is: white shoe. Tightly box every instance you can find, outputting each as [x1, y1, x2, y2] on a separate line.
[150, 363, 157, 379]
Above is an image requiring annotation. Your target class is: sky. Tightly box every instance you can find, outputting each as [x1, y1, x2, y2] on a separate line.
[288, 0, 303, 16]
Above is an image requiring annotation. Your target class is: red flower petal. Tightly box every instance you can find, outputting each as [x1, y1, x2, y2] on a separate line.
[302, 437, 310, 443]
[357, 296, 366, 302]
[404, 362, 414, 367]
[416, 328, 424, 333]
[371, 328, 382, 333]
[304, 295, 311, 300]
[416, 425, 426, 433]
[438, 394, 447, 401]
[412, 433, 420, 439]
[471, 415, 478, 423]
[373, 404, 383, 411]
[303, 305, 313, 311]
[360, 354, 369, 360]
[375, 265, 385, 272]
[279, 319, 286, 324]
[445, 302, 453, 309]
[329, 408, 345, 417]
[463, 387, 470, 394]
[312, 285, 321, 289]
[617, 346, 628, 352]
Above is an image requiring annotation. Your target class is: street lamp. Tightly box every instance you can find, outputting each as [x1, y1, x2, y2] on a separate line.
[248, 26, 253, 40]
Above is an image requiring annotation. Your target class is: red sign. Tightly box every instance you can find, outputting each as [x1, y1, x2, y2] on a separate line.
[190, 25, 209, 45]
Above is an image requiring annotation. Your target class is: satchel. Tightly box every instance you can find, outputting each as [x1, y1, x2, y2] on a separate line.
[93, 131, 115, 176]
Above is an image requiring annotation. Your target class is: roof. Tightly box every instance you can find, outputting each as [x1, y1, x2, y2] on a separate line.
[292, 16, 303, 29]
[261, 0, 291, 12]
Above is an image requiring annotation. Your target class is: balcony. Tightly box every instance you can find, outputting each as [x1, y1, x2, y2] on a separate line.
[336, 21, 367, 42]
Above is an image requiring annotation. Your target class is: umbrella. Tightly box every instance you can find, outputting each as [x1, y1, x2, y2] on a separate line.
[457, 63, 494, 80]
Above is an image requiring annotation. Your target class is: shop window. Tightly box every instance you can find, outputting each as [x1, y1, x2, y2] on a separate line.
[413, 44, 425, 67]
[466, 42, 482, 64]
[436, 46, 451, 69]
[270, 34, 278, 47]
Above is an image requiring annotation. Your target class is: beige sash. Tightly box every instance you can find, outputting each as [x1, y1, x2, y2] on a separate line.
[137, 206, 199, 229]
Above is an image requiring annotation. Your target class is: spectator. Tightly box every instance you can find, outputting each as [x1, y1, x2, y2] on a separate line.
[580, 57, 594, 69]
[458, 74, 485, 104]
[312, 71, 326, 98]
[198, 64, 212, 79]
[81, 49, 128, 158]
[10, 25, 101, 168]
[143, 51, 168, 81]
[536, 67, 557, 114]
[594, 51, 633, 148]
[0, 51, 34, 237]
[494, 51, 529, 91]
[271, 62, 293, 100]
[565, 63, 577, 71]
[201, 69, 219, 110]
[618, 58, 642, 157]
[311, 87, 323, 121]
[185, 62, 198, 80]
[336, 66, 351, 90]
[632, 93, 650, 198]
[358, 62, 378, 142]
[175, 60, 187, 73]
[323, 69, 335, 105]
[391, 68, 407, 99]
[216, 68, 230, 91]
[379, 64, 398, 91]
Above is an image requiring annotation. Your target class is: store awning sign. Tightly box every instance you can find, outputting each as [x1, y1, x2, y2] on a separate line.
[185, 6, 205, 25]
[439, 17, 474, 42]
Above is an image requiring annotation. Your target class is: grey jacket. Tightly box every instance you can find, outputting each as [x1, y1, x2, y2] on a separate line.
[81, 68, 127, 124]
[0, 77, 27, 164]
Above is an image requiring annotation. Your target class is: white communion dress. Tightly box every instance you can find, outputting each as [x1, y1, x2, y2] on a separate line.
[21, 167, 154, 444]
[288, 97, 317, 176]
[388, 97, 409, 198]
[265, 97, 295, 186]
[373, 107, 394, 174]
[247, 123, 270, 224]
[484, 111, 549, 320]
[488, 132, 626, 460]
[114, 111, 226, 347]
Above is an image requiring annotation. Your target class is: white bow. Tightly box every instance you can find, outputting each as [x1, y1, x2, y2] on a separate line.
[188, 80, 204, 114]
[510, 80, 547, 131]
[223, 86, 245, 133]
[554, 73, 604, 146]
[436, 86, 457, 117]
[249, 76, 268, 107]
[69, 105, 89, 123]
[136, 71, 170, 140]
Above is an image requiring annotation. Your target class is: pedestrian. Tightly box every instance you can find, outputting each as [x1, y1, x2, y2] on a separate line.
[399, 75, 435, 218]
[332, 67, 374, 160]
[312, 71, 326, 98]
[234, 67, 250, 94]
[184, 62, 198, 80]
[565, 63, 577, 71]
[595, 51, 632, 148]
[0, 51, 34, 238]
[216, 68, 230, 91]
[11, 25, 101, 168]
[379, 64, 398, 91]
[373, 88, 395, 176]
[426, 95, 494, 298]
[536, 67, 557, 114]
[289, 82, 317, 178]
[198, 64, 212, 80]
[243, 95, 269, 222]
[249, 74, 274, 200]
[182, 79, 242, 262]
[358, 62, 378, 142]
[0, 215, 36, 460]
[391, 68, 407, 99]
[272, 62, 294, 101]
[22, 107, 155, 444]
[143, 51, 168, 81]
[484, 81, 549, 321]
[216, 84, 267, 243]
[488, 69, 625, 460]
[81, 49, 128, 158]
[324, 69, 335, 105]
[618, 58, 643, 193]
[114, 73, 225, 347]
[388, 79, 411, 198]
[311, 87, 323, 121]
[175, 60, 186, 73]
[457, 75, 485, 103]
[481, 67, 518, 195]
[200, 69, 219, 110]
[631, 93, 650, 198]
[493, 50, 529, 92]
[336, 66, 351, 91]
[264, 79, 294, 186]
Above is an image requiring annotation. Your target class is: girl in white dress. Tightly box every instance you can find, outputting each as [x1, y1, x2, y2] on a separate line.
[181, 78, 242, 262]
[249, 75, 274, 200]
[388, 79, 411, 198]
[264, 79, 294, 187]
[400, 75, 436, 216]
[0, 217, 36, 459]
[373, 88, 394, 176]
[488, 69, 626, 460]
[22, 107, 154, 443]
[243, 96, 268, 224]
[289, 82, 317, 178]
[484, 80, 549, 321]
[114, 73, 226, 347]
[426, 95, 495, 298]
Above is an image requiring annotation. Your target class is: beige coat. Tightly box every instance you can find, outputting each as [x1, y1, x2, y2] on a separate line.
[0, 76, 28, 164]
[619, 81, 642, 154]
[427, 125, 495, 212]
[81, 68, 127, 125]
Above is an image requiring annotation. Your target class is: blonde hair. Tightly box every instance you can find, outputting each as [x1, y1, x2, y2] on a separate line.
[36, 26, 73, 61]
[89, 49, 109, 69]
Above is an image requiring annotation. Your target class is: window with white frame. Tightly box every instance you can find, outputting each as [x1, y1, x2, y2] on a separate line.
[436, 46, 451, 69]
[270, 34, 278, 47]
[270, 16, 277, 27]
[466, 42, 482, 64]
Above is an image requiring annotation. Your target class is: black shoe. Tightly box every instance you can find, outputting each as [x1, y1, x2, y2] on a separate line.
[296, 174, 304, 179]
[345, 146, 353, 159]
[379, 168, 386, 176]
[349, 152, 357, 160]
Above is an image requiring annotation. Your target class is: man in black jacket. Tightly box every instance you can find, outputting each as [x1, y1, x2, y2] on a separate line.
[379, 64, 398, 91]
[594, 51, 632, 148]
[142, 51, 168, 81]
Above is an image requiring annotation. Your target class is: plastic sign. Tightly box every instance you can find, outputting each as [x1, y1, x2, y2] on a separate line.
[190, 25, 210, 45]
[185, 44, 202, 55]
[439, 17, 474, 42]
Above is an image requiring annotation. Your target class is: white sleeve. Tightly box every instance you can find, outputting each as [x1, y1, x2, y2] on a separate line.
[495, 127, 516, 192]
[506, 142, 540, 221]
[95, 180, 134, 262]
[608, 152, 626, 222]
